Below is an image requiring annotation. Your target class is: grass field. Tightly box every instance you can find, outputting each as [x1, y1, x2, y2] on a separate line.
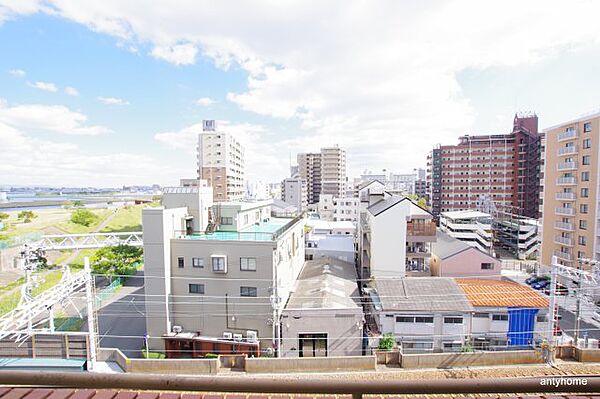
[55, 208, 112, 234]
[101, 204, 145, 232]
[0, 290, 21, 316]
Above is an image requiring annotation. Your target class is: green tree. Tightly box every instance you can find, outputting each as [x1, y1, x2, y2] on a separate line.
[0, 212, 9, 222]
[91, 245, 142, 279]
[72, 200, 84, 207]
[70, 209, 98, 227]
[378, 333, 396, 351]
[17, 210, 36, 223]
[406, 194, 428, 210]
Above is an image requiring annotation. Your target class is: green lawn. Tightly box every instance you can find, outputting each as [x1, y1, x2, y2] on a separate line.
[52, 248, 98, 269]
[142, 351, 165, 359]
[31, 269, 64, 297]
[55, 208, 112, 234]
[0, 290, 21, 316]
[101, 205, 144, 232]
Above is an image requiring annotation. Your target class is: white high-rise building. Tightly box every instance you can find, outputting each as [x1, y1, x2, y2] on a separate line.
[197, 120, 245, 202]
[282, 177, 308, 210]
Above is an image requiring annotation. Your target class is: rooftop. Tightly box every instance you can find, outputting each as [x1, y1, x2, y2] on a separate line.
[185, 217, 294, 241]
[373, 277, 474, 313]
[367, 196, 431, 218]
[432, 231, 492, 260]
[457, 279, 549, 308]
[306, 233, 354, 252]
[306, 219, 356, 232]
[285, 257, 360, 310]
[441, 210, 491, 220]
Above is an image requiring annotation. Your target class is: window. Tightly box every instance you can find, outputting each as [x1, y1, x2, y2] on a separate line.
[240, 257, 257, 271]
[580, 220, 587, 230]
[582, 155, 591, 165]
[220, 217, 233, 225]
[582, 171, 590, 181]
[474, 312, 489, 318]
[396, 316, 414, 323]
[415, 316, 434, 323]
[212, 256, 227, 272]
[536, 315, 546, 323]
[583, 139, 592, 149]
[584, 122, 592, 133]
[188, 284, 205, 294]
[581, 188, 589, 198]
[579, 236, 587, 246]
[177, 257, 184, 268]
[481, 263, 494, 270]
[240, 286, 257, 297]
[192, 258, 204, 268]
[492, 314, 508, 321]
[580, 204, 588, 214]
[444, 317, 463, 324]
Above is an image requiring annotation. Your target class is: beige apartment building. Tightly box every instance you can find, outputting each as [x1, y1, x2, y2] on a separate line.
[541, 112, 600, 267]
[298, 145, 346, 204]
[197, 120, 245, 202]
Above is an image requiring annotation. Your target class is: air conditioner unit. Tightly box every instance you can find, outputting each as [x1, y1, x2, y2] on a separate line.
[233, 333, 243, 342]
[222, 332, 233, 340]
[246, 331, 258, 343]
[172, 325, 183, 334]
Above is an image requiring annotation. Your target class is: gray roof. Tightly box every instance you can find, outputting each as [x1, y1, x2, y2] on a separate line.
[373, 277, 474, 313]
[367, 196, 406, 216]
[433, 231, 493, 260]
[358, 179, 385, 190]
[271, 198, 298, 211]
[285, 257, 361, 310]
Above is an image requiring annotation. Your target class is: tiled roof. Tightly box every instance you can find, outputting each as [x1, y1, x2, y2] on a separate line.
[456, 278, 549, 308]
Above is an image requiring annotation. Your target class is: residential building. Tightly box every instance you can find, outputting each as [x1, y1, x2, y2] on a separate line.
[317, 194, 359, 223]
[366, 278, 474, 353]
[270, 198, 300, 218]
[359, 196, 436, 279]
[457, 279, 548, 349]
[430, 231, 500, 279]
[281, 257, 363, 357]
[414, 179, 427, 199]
[439, 210, 493, 253]
[305, 233, 355, 263]
[281, 177, 308, 211]
[267, 182, 282, 200]
[197, 120, 245, 202]
[493, 211, 540, 260]
[541, 112, 600, 267]
[387, 173, 416, 194]
[426, 114, 542, 219]
[143, 189, 305, 354]
[306, 220, 356, 236]
[298, 146, 346, 204]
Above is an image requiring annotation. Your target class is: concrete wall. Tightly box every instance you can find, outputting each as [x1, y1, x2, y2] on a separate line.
[370, 201, 409, 278]
[400, 350, 544, 369]
[574, 348, 600, 362]
[99, 348, 219, 374]
[245, 355, 376, 373]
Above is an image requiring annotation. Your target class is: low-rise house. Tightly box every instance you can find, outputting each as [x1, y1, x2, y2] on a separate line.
[366, 277, 474, 353]
[305, 233, 355, 264]
[281, 257, 363, 357]
[306, 219, 356, 236]
[430, 231, 501, 279]
[456, 279, 549, 349]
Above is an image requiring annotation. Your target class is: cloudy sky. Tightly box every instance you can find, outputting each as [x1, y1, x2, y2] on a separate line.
[2, 1, 600, 187]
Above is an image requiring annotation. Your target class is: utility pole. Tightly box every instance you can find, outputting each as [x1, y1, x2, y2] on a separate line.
[547, 256, 558, 347]
[574, 257, 584, 345]
[84, 257, 97, 371]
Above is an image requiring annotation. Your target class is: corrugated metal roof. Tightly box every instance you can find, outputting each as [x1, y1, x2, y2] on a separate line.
[457, 279, 549, 308]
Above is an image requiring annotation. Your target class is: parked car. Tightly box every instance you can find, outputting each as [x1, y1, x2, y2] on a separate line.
[532, 280, 550, 290]
[526, 275, 550, 285]
[543, 283, 569, 296]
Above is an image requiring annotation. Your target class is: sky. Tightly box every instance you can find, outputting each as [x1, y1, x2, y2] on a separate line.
[1, 1, 600, 188]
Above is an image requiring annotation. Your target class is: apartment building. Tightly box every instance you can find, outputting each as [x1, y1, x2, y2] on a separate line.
[281, 177, 308, 211]
[541, 112, 600, 267]
[426, 114, 542, 219]
[197, 120, 245, 202]
[316, 194, 359, 223]
[298, 146, 346, 204]
[439, 210, 493, 253]
[143, 188, 305, 354]
[359, 196, 437, 279]
[493, 212, 540, 260]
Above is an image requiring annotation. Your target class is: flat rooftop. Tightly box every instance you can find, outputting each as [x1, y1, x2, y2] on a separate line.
[441, 210, 491, 220]
[185, 217, 294, 241]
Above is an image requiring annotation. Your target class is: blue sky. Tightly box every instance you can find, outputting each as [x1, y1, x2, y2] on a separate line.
[1, 1, 600, 187]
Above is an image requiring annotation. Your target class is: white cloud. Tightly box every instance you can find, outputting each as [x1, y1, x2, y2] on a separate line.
[151, 43, 197, 65]
[97, 96, 129, 105]
[27, 81, 57, 92]
[4, 1, 600, 178]
[64, 86, 79, 96]
[0, 99, 112, 136]
[9, 68, 25, 77]
[196, 97, 215, 106]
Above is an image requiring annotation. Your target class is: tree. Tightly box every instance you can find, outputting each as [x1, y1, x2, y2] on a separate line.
[71, 209, 98, 227]
[91, 245, 142, 279]
[0, 212, 9, 222]
[18, 210, 36, 223]
[406, 194, 428, 210]
[378, 333, 396, 351]
[72, 200, 84, 207]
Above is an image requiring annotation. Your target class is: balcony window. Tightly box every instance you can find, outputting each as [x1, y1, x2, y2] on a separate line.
[582, 155, 591, 165]
[583, 139, 592, 149]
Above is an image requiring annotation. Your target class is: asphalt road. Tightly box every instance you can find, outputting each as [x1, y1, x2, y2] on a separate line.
[558, 304, 600, 340]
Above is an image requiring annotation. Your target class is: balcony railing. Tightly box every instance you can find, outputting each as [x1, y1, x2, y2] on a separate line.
[406, 220, 437, 237]
[555, 192, 576, 201]
[558, 129, 577, 142]
[554, 221, 574, 231]
[556, 177, 577, 185]
[557, 161, 577, 171]
[554, 250, 573, 262]
[554, 236, 573, 246]
[555, 207, 575, 216]
[558, 146, 578, 156]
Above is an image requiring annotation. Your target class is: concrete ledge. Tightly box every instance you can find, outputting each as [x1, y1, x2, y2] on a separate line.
[400, 350, 544, 369]
[375, 350, 400, 365]
[574, 348, 600, 363]
[245, 356, 376, 373]
[98, 348, 218, 374]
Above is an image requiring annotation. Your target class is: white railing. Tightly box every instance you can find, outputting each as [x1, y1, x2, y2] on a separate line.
[554, 251, 572, 262]
[39, 232, 143, 251]
[554, 221, 574, 231]
[554, 236, 573, 246]
[557, 161, 577, 171]
[555, 192, 576, 201]
[556, 177, 577, 185]
[558, 129, 577, 142]
[555, 207, 575, 216]
[558, 146, 578, 156]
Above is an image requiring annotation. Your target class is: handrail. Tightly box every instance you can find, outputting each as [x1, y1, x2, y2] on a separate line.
[0, 371, 598, 396]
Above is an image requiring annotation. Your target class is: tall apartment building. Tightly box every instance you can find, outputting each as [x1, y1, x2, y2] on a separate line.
[541, 112, 600, 267]
[426, 114, 541, 219]
[298, 146, 346, 204]
[281, 177, 308, 211]
[197, 120, 245, 202]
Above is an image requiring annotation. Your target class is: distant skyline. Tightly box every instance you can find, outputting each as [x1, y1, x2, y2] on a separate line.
[2, 1, 600, 187]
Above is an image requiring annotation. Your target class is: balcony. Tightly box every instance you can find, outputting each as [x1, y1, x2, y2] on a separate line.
[554, 221, 574, 231]
[555, 192, 576, 201]
[406, 220, 437, 237]
[554, 236, 573, 246]
[558, 129, 577, 142]
[556, 177, 577, 185]
[554, 251, 573, 262]
[406, 245, 431, 257]
[558, 146, 578, 156]
[555, 207, 575, 216]
[557, 161, 577, 171]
